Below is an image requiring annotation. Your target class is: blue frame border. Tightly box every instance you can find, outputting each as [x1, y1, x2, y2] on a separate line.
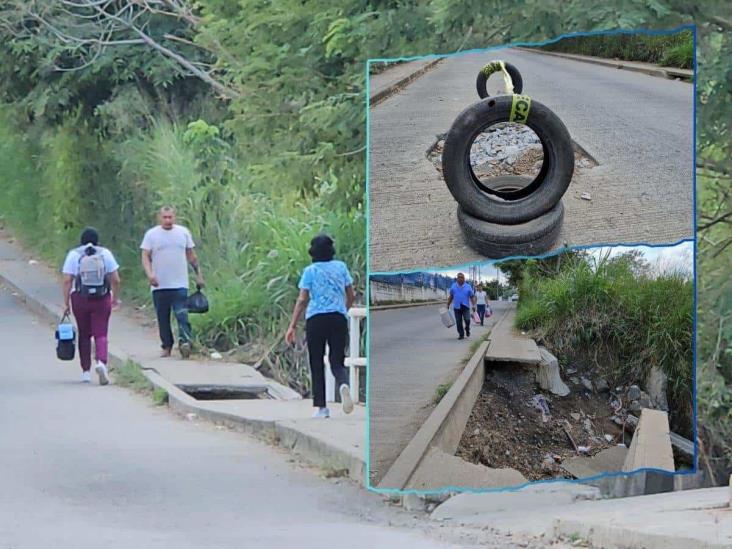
[364, 24, 698, 496]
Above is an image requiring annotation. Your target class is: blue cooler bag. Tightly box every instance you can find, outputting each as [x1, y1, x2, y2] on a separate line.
[55, 314, 76, 361]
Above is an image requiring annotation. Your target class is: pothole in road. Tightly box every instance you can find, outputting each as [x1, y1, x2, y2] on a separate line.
[427, 124, 598, 186]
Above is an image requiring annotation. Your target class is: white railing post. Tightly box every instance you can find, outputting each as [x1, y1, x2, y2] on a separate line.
[348, 312, 360, 402]
[323, 307, 367, 405]
[324, 343, 335, 403]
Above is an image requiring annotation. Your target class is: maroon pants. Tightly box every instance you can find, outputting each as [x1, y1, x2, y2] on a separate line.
[71, 292, 112, 371]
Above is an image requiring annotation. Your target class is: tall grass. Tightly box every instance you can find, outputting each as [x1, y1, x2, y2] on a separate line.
[0, 107, 364, 396]
[515, 253, 693, 435]
[541, 30, 693, 69]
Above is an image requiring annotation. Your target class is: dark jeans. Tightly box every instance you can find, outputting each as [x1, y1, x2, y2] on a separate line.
[153, 288, 191, 350]
[306, 312, 349, 408]
[477, 304, 486, 325]
[454, 305, 471, 338]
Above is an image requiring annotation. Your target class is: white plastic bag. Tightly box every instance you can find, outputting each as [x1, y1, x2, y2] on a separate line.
[439, 307, 455, 328]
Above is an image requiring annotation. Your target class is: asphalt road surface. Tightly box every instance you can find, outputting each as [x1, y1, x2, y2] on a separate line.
[0, 286, 534, 548]
[369, 48, 693, 272]
[369, 301, 510, 484]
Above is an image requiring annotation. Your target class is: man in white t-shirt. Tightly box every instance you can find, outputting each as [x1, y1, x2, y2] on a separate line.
[140, 206, 205, 358]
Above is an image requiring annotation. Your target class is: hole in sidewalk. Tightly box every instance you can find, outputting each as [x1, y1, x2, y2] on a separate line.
[456, 360, 626, 481]
[179, 386, 271, 401]
[427, 130, 598, 184]
[469, 122, 544, 188]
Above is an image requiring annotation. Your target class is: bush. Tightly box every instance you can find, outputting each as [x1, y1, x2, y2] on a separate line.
[514, 251, 693, 436]
[541, 29, 693, 69]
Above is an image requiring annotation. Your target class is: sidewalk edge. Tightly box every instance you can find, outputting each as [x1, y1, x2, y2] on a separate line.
[370, 58, 443, 106]
[515, 47, 693, 81]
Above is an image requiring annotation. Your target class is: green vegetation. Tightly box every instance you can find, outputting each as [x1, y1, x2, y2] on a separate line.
[0, 1, 729, 479]
[512, 250, 693, 436]
[113, 360, 168, 405]
[113, 360, 155, 393]
[540, 29, 693, 68]
[434, 383, 452, 405]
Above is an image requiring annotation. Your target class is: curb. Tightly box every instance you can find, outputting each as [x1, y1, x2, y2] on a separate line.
[0, 256, 365, 485]
[370, 58, 442, 107]
[370, 300, 445, 311]
[515, 47, 693, 81]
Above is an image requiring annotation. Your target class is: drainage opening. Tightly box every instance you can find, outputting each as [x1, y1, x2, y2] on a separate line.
[178, 385, 271, 401]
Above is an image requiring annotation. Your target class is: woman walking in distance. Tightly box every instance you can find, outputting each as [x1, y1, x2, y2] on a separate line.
[62, 227, 121, 385]
[475, 284, 488, 326]
[286, 234, 356, 418]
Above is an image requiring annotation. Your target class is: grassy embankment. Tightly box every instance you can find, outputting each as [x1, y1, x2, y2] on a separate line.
[514, 253, 693, 436]
[541, 29, 693, 69]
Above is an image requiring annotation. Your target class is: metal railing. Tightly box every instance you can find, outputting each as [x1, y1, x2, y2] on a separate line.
[325, 307, 366, 404]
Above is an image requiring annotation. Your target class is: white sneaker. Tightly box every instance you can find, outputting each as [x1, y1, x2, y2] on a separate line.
[312, 407, 330, 419]
[340, 384, 354, 415]
[81, 371, 91, 383]
[95, 361, 110, 386]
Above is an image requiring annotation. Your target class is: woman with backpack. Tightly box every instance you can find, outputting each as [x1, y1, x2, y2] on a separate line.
[285, 234, 356, 418]
[61, 227, 121, 385]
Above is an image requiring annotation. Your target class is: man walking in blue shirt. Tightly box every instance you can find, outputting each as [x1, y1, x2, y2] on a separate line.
[447, 273, 476, 340]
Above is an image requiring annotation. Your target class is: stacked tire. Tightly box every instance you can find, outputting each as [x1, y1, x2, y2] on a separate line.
[442, 74, 574, 258]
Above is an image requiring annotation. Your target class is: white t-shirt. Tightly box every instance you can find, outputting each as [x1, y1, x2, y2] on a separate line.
[475, 290, 487, 305]
[61, 245, 119, 293]
[140, 225, 194, 290]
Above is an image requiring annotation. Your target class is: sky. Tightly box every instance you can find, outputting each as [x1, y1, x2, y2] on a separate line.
[429, 241, 693, 283]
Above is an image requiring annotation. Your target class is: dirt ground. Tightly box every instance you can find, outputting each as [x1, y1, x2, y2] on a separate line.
[456, 361, 626, 481]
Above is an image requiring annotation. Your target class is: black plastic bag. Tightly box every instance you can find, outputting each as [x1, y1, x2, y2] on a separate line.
[187, 288, 209, 314]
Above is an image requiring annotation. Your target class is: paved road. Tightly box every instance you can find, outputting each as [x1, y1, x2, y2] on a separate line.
[369, 48, 693, 272]
[0, 286, 530, 549]
[369, 301, 510, 484]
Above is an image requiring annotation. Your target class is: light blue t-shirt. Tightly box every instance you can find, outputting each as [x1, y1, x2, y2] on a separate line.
[450, 281, 474, 309]
[298, 260, 353, 319]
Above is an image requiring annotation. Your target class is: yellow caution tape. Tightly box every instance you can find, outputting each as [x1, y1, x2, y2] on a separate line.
[480, 60, 514, 95]
[510, 94, 531, 124]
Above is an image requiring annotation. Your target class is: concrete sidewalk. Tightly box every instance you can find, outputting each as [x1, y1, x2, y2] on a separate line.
[434, 485, 732, 548]
[0, 231, 366, 483]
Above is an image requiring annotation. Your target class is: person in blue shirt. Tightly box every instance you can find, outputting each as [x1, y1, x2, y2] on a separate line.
[286, 234, 356, 418]
[447, 272, 476, 340]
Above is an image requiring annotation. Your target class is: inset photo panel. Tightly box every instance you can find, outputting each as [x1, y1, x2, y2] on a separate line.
[367, 27, 694, 273]
[367, 242, 694, 492]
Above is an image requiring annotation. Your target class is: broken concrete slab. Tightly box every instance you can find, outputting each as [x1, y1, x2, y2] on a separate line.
[431, 482, 601, 521]
[561, 445, 628, 479]
[536, 347, 570, 396]
[622, 408, 675, 473]
[407, 447, 526, 490]
[623, 413, 694, 462]
[484, 307, 541, 364]
[647, 365, 670, 411]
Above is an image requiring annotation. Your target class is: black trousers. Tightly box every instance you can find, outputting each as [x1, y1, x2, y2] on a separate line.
[454, 305, 471, 338]
[306, 312, 349, 408]
[152, 288, 191, 350]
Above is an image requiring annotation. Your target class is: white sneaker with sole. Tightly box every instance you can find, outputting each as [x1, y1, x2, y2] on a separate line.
[81, 371, 91, 383]
[340, 384, 354, 414]
[95, 361, 110, 386]
[312, 407, 330, 419]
